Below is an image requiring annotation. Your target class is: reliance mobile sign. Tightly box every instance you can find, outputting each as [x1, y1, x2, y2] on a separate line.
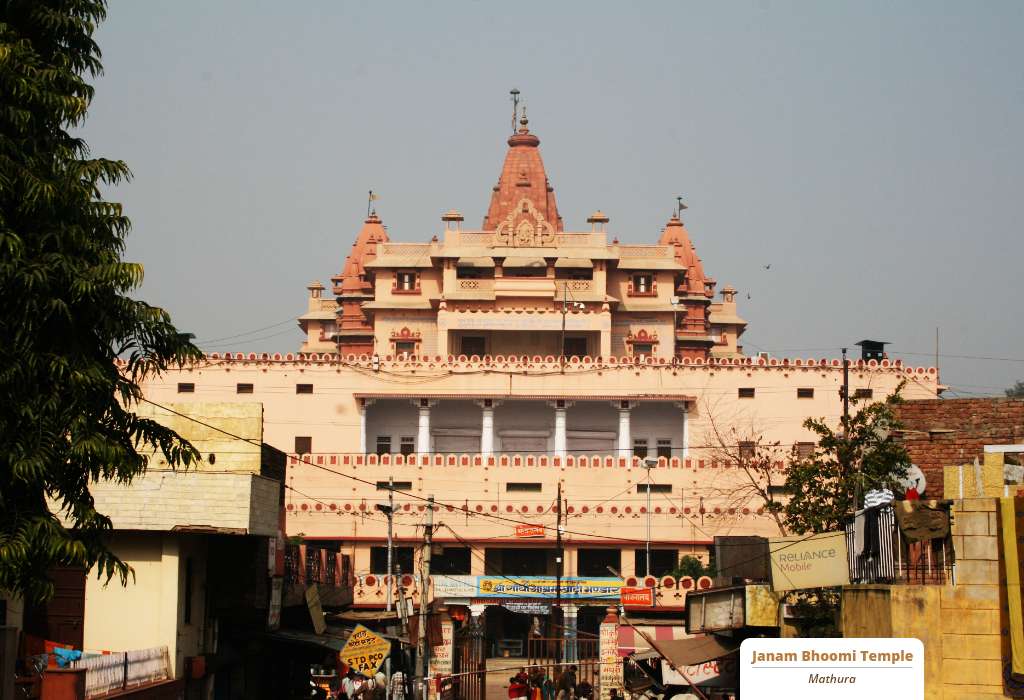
[768, 531, 850, 592]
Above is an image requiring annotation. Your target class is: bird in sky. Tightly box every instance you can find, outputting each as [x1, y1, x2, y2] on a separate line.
[764, 264, 771, 270]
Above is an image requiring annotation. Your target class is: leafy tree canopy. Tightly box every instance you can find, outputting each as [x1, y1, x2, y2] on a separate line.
[782, 386, 910, 535]
[0, 0, 200, 602]
[1006, 381, 1024, 398]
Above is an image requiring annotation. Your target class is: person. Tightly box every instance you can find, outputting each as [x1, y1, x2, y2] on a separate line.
[555, 665, 576, 700]
[509, 675, 529, 699]
[574, 677, 593, 700]
[390, 670, 406, 700]
[528, 667, 545, 700]
[340, 670, 357, 700]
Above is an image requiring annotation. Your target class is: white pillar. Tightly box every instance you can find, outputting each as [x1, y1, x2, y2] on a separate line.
[682, 405, 689, 459]
[554, 407, 567, 457]
[416, 400, 433, 454]
[359, 402, 367, 455]
[481, 402, 495, 455]
[617, 402, 632, 457]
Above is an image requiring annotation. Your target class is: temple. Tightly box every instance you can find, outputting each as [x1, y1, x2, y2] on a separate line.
[299, 113, 746, 361]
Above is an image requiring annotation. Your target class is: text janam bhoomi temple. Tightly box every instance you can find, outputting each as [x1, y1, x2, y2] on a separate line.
[133, 105, 939, 648]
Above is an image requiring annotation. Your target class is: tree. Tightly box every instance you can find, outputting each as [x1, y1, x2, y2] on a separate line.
[672, 554, 716, 580]
[1006, 381, 1024, 398]
[782, 385, 910, 535]
[0, 0, 201, 603]
[703, 400, 790, 535]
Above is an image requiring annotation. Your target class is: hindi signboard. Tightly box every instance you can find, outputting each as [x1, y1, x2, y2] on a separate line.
[340, 624, 392, 676]
[619, 587, 655, 608]
[305, 584, 326, 634]
[768, 531, 850, 592]
[476, 577, 621, 600]
[515, 524, 546, 538]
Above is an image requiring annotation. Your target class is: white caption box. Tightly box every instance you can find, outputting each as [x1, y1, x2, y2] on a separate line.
[740, 637, 923, 699]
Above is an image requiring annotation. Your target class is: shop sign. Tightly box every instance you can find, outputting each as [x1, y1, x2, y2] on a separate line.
[661, 657, 739, 687]
[620, 587, 655, 607]
[477, 576, 621, 600]
[768, 531, 850, 592]
[515, 524, 546, 538]
[340, 624, 392, 676]
[501, 602, 552, 615]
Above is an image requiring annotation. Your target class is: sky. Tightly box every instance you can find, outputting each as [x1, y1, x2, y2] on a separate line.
[83, 1, 1024, 396]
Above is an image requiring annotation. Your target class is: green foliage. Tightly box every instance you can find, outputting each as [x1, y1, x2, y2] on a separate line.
[671, 554, 716, 580]
[786, 588, 841, 637]
[1006, 381, 1024, 398]
[0, 0, 201, 603]
[782, 385, 910, 535]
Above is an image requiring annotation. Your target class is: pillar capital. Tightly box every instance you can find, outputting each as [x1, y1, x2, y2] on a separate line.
[546, 399, 575, 410]
[412, 398, 439, 410]
[611, 400, 635, 412]
[474, 398, 502, 409]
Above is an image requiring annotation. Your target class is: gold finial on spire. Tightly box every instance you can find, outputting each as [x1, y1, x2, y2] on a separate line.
[519, 103, 529, 132]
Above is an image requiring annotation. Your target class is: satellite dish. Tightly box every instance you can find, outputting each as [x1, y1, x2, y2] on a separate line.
[897, 463, 927, 495]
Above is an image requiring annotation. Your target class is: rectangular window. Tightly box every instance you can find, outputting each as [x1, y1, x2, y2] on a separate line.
[236, 382, 254, 394]
[295, 436, 312, 454]
[636, 484, 672, 494]
[633, 343, 653, 357]
[768, 485, 792, 502]
[460, 336, 486, 357]
[376, 481, 413, 491]
[656, 439, 673, 459]
[506, 482, 543, 493]
[395, 341, 416, 355]
[738, 441, 756, 459]
[854, 388, 874, 399]
[400, 436, 415, 456]
[370, 546, 414, 575]
[738, 387, 755, 399]
[634, 549, 677, 578]
[177, 382, 195, 393]
[396, 271, 418, 291]
[797, 387, 814, 399]
[376, 436, 391, 456]
[631, 273, 654, 294]
[577, 548, 621, 577]
[431, 547, 472, 575]
[796, 442, 815, 459]
[296, 383, 313, 394]
[633, 439, 649, 459]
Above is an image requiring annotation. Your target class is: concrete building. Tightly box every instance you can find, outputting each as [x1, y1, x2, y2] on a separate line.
[134, 113, 941, 650]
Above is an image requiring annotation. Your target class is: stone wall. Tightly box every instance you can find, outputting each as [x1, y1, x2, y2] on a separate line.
[842, 497, 1019, 698]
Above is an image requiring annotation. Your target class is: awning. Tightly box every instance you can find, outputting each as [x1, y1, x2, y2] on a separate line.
[328, 610, 400, 622]
[554, 257, 593, 269]
[266, 628, 349, 652]
[501, 256, 547, 268]
[456, 256, 495, 268]
[646, 634, 739, 669]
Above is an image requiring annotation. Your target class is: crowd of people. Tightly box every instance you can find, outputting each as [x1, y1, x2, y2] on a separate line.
[507, 666, 594, 700]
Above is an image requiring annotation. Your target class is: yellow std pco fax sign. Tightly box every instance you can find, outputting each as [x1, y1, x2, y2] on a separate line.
[340, 624, 392, 675]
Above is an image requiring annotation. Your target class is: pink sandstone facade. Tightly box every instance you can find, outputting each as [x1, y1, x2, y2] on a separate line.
[135, 114, 940, 628]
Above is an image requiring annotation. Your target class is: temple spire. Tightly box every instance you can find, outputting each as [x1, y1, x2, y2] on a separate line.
[482, 101, 562, 232]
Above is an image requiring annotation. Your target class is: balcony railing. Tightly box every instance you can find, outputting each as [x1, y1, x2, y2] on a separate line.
[844, 504, 953, 584]
[72, 646, 171, 698]
[289, 453, 747, 471]
[285, 543, 352, 587]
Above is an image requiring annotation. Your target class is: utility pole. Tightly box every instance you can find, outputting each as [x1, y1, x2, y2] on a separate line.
[841, 347, 850, 435]
[418, 496, 434, 698]
[375, 477, 396, 700]
[555, 481, 564, 662]
[643, 458, 656, 581]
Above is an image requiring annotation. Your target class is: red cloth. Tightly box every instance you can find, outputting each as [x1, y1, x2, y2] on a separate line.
[508, 682, 528, 699]
[905, 488, 920, 501]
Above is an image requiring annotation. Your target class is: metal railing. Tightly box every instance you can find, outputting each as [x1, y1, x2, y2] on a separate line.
[286, 544, 352, 587]
[72, 646, 170, 698]
[844, 504, 953, 584]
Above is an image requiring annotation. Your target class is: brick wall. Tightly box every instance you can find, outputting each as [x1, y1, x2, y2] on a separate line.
[895, 398, 1024, 497]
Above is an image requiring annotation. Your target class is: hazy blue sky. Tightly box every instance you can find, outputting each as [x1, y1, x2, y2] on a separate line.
[84, 1, 1024, 395]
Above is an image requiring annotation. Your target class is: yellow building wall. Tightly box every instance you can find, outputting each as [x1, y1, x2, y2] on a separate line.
[842, 497, 1018, 698]
[83, 533, 207, 679]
